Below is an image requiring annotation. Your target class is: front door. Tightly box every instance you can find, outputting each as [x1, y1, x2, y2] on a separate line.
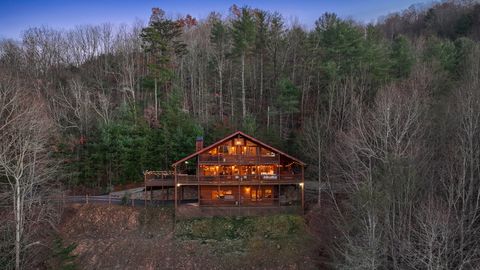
[250, 187, 262, 201]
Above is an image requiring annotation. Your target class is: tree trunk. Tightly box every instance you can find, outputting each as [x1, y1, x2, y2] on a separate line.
[229, 63, 234, 121]
[154, 78, 158, 121]
[267, 106, 270, 130]
[279, 113, 282, 139]
[317, 122, 322, 206]
[219, 67, 223, 121]
[260, 55, 264, 113]
[15, 180, 21, 270]
[241, 52, 246, 120]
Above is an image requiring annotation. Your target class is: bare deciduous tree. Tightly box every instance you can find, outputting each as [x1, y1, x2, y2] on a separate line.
[0, 77, 59, 270]
[331, 66, 431, 269]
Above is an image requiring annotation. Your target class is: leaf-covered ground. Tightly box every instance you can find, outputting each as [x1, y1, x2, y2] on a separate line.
[56, 204, 320, 269]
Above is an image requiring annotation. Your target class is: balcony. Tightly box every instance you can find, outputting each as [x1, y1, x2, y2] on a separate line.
[176, 174, 302, 185]
[145, 178, 174, 187]
[199, 154, 278, 165]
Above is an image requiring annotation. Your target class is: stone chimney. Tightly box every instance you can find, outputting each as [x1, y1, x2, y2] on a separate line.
[196, 136, 204, 151]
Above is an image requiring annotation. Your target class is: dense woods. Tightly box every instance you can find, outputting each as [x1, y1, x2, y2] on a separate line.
[3, 0, 480, 268]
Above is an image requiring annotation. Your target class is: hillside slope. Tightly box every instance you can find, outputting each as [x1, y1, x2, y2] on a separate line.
[57, 205, 319, 269]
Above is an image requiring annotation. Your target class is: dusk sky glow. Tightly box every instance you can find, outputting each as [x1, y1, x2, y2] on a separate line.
[1, 0, 430, 39]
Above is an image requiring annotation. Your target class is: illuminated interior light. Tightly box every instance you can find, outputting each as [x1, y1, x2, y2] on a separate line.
[234, 138, 244, 145]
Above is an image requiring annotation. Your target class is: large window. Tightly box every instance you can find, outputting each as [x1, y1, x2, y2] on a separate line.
[212, 189, 235, 200]
[258, 165, 276, 175]
[218, 144, 229, 154]
[260, 147, 276, 157]
[201, 165, 278, 176]
[217, 138, 262, 156]
[201, 165, 218, 176]
[208, 147, 218, 155]
[242, 186, 274, 201]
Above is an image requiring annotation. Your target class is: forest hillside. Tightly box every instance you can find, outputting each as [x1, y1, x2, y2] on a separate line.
[2, 0, 480, 268]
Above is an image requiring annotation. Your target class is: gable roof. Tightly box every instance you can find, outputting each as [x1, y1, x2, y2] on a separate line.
[172, 131, 306, 166]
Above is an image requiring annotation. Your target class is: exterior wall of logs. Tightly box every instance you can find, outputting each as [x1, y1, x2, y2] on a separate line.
[171, 131, 306, 215]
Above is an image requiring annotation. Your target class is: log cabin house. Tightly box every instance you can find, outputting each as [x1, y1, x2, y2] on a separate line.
[145, 131, 306, 216]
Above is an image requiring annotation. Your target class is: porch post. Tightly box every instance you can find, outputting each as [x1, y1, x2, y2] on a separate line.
[174, 165, 178, 214]
[256, 146, 259, 181]
[144, 171, 147, 208]
[278, 184, 281, 206]
[301, 165, 305, 212]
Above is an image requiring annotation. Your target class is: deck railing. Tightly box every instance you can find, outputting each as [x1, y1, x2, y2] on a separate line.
[199, 154, 278, 164]
[177, 174, 302, 184]
[145, 179, 174, 187]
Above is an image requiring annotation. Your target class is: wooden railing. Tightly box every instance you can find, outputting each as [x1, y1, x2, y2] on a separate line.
[177, 174, 302, 184]
[145, 179, 174, 187]
[199, 198, 280, 206]
[199, 154, 278, 164]
[197, 198, 301, 207]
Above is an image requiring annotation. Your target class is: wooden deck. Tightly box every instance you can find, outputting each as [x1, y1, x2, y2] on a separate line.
[145, 179, 175, 187]
[177, 174, 302, 185]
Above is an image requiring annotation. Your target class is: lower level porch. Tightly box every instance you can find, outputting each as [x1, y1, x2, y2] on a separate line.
[175, 184, 302, 207]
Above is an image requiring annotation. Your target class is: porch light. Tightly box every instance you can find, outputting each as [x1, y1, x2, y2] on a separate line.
[177, 183, 181, 187]
[185, 161, 189, 164]
[299, 182, 304, 188]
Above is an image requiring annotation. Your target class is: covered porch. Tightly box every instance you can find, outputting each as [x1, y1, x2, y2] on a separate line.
[196, 184, 302, 207]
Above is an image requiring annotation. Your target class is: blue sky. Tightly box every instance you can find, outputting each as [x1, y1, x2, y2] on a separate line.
[0, 0, 429, 39]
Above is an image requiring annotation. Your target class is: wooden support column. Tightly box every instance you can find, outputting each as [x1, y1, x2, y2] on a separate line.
[278, 184, 281, 206]
[301, 165, 305, 212]
[174, 165, 178, 214]
[197, 156, 200, 182]
[197, 155, 201, 206]
[277, 154, 281, 180]
[238, 184, 241, 207]
[144, 172, 147, 208]
[256, 146, 259, 181]
[198, 184, 200, 205]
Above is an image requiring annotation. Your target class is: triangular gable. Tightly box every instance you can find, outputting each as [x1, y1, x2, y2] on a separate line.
[172, 131, 306, 166]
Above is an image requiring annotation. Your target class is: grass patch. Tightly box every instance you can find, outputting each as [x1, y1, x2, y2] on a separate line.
[175, 215, 316, 268]
[175, 214, 305, 240]
[48, 236, 77, 270]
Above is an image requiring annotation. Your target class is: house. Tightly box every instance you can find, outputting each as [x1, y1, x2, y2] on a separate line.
[145, 131, 306, 216]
